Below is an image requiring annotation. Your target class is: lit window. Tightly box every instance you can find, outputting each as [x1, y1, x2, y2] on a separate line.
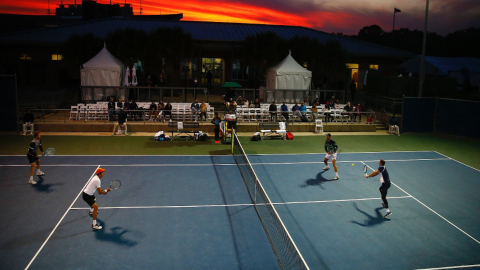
[346, 63, 359, 69]
[52, 54, 63, 61]
[20, 54, 32, 60]
[369, 64, 379, 70]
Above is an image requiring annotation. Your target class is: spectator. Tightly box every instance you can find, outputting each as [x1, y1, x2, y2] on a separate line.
[324, 102, 332, 122]
[225, 87, 237, 102]
[148, 101, 157, 122]
[211, 112, 221, 144]
[353, 104, 361, 122]
[335, 99, 341, 109]
[200, 100, 208, 121]
[244, 99, 249, 108]
[303, 97, 309, 106]
[108, 97, 115, 121]
[23, 110, 34, 136]
[292, 101, 301, 120]
[146, 75, 152, 87]
[313, 98, 320, 106]
[158, 73, 165, 87]
[254, 99, 260, 108]
[116, 98, 124, 114]
[237, 96, 244, 105]
[367, 114, 374, 124]
[206, 70, 213, 90]
[281, 101, 289, 122]
[226, 100, 237, 113]
[350, 80, 356, 102]
[191, 99, 200, 121]
[249, 100, 255, 108]
[300, 102, 307, 116]
[112, 108, 128, 136]
[311, 103, 318, 119]
[157, 100, 165, 120]
[164, 102, 172, 120]
[389, 114, 400, 136]
[343, 102, 352, 122]
[328, 96, 335, 106]
[269, 102, 277, 122]
[129, 100, 138, 121]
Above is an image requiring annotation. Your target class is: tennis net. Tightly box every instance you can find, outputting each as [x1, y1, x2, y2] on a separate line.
[232, 131, 309, 270]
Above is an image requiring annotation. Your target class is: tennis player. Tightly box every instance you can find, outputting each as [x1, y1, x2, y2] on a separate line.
[82, 168, 111, 230]
[323, 133, 339, 180]
[27, 131, 45, 184]
[365, 159, 392, 218]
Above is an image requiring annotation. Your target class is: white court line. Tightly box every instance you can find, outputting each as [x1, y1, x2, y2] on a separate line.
[0, 158, 450, 167]
[415, 264, 480, 270]
[434, 151, 480, 173]
[0, 151, 439, 157]
[24, 165, 100, 270]
[69, 196, 413, 210]
[363, 162, 480, 246]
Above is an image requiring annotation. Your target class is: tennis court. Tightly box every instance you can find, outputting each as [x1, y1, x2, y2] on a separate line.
[1, 137, 480, 269]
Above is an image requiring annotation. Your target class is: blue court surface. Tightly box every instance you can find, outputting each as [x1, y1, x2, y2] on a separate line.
[0, 152, 479, 270]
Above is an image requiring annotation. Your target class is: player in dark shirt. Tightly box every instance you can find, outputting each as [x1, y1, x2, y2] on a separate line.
[323, 133, 339, 180]
[112, 109, 129, 136]
[211, 112, 222, 144]
[365, 159, 392, 218]
[27, 131, 45, 184]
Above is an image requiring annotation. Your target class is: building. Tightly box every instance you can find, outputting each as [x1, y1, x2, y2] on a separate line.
[0, 18, 414, 91]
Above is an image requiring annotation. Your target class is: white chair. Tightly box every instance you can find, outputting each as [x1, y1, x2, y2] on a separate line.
[315, 119, 324, 133]
[69, 105, 78, 120]
[77, 105, 86, 120]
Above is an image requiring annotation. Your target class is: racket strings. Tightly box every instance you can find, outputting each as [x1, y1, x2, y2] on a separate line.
[110, 180, 121, 189]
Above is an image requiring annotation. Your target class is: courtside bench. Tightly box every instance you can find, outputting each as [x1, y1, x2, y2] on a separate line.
[259, 122, 287, 140]
[168, 122, 200, 140]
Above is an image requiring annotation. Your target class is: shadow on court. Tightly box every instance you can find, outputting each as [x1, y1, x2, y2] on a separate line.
[30, 176, 64, 193]
[93, 219, 142, 247]
[299, 171, 335, 189]
[350, 203, 390, 227]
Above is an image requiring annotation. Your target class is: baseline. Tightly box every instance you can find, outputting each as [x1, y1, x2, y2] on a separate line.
[415, 264, 480, 270]
[24, 165, 101, 270]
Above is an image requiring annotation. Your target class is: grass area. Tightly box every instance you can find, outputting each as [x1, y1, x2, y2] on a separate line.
[1, 134, 479, 170]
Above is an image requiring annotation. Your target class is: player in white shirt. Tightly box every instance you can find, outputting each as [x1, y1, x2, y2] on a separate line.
[82, 168, 111, 230]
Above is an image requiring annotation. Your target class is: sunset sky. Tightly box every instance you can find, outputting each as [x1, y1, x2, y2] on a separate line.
[0, 0, 479, 36]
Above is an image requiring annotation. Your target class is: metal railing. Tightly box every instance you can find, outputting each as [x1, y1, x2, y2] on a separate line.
[79, 86, 209, 103]
[363, 93, 403, 115]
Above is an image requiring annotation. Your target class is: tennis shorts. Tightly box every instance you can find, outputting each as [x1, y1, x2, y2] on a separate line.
[82, 192, 96, 207]
[27, 154, 38, 164]
[325, 153, 337, 160]
[379, 181, 391, 194]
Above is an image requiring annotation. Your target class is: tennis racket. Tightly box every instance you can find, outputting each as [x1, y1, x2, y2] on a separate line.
[335, 148, 341, 154]
[364, 164, 368, 176]
[110, 179, 121, 190]
[104, 179, 121, 195]
[45, 147, 56, 156]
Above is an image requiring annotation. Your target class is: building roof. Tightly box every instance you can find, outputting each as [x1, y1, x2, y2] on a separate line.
[400, 56, 480, 75]
[0, 18, 414, 58]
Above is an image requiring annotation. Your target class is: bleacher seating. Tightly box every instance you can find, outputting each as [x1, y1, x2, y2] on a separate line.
[69, 101, 215, 122]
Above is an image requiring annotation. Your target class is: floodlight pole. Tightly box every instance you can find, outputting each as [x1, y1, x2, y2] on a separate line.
[418, 0, 430, 97]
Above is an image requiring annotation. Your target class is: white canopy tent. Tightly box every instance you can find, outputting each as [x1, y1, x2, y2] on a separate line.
[266, 52, 312, 103]
[80, 45, 125, 101]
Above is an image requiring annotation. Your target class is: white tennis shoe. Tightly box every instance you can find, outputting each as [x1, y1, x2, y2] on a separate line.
[92, 224, 103, 230]
[333, 176, 339, 180]
[323, 166, 330, 170]
[36, 170, 45, 176]
[29, 179, 37, 184]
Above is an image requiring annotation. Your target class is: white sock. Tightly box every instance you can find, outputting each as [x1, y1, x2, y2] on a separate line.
[90, 208, 94, 213]
[29, 176, 33, 180]
[386, 208, 390, 212]
[93, 220, 96, 226]
[336, 172, 339, 176]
